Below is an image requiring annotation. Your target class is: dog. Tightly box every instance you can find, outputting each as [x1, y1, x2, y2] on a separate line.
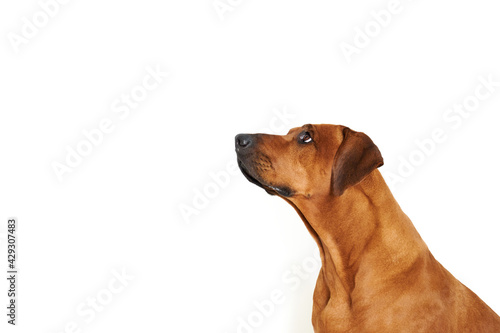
[235, 124, 500, 332]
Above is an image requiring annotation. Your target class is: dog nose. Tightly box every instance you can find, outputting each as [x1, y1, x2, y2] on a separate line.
[235, 134, 252, 149]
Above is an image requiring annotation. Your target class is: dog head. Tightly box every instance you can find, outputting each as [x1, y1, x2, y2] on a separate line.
[235, 124, 383, 199]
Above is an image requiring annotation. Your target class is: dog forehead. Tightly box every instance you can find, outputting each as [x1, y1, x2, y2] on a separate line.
[317, 124, 346, 149]
[286, 124, 310, 135]
[313, 123, 342, 134]
[286, 123, 341, 134]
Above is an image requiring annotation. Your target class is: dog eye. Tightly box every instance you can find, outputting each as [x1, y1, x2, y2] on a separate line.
[299, 132, 313, 144]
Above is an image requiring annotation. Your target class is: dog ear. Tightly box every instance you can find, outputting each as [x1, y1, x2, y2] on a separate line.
[332, 127, 384, 196]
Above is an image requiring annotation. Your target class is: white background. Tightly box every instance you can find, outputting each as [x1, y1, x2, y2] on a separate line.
[1, 0, 500, 332]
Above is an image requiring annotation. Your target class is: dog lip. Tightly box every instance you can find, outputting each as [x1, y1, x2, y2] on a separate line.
[268, 185, 293, 197]
[237, 159, 265, 188]
[237, 159, 276, 196]
[237, 159, 292, 197]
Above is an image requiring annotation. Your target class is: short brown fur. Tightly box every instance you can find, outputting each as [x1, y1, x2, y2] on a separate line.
[235, 124, 500, 332]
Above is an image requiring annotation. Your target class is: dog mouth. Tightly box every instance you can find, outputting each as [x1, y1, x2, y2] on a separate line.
[237, 159, 293, 197]
[237, 159, 273, 194]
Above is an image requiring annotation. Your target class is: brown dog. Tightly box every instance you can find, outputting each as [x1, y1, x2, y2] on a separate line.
[235, 124, 500, 332]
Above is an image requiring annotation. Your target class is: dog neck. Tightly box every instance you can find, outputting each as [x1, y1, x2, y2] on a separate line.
[288, 170, 429, 314]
